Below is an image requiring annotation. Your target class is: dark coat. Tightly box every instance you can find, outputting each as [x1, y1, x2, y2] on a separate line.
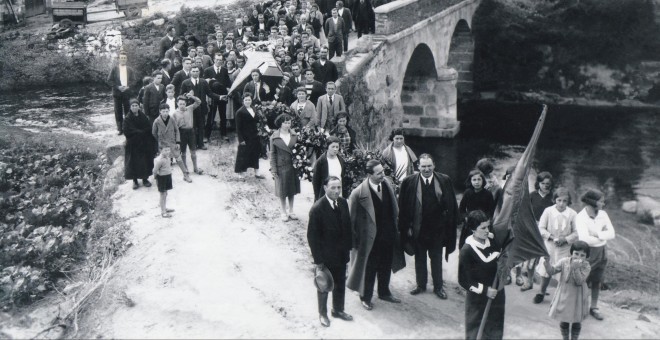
[160, 69, 172, 87]
[123, 110, 154, 179]
[243, 80, 272, 103]
[203, 65, 232, 89]
[107, 64, 137, 97]
[171, 69, 191, 96]
[353, 0, 375, 32]
[346, 178, 406, 295]
[164, 48, 183, 64]
[398, 172, 459, 260]
[311, 60, 339, 87]
[269, 130, 300, 198]
[275, 84, 294, 106]
[159, 35, 175, 57]
[312, 152, 346, 201]
[307, 196, 353, 267]
[234, 106, 261, 172]
[142, 83, 166, 119]
[338, 7, 353, 31]
[324, 17, 345, 43]
[180, 78, 219, 116]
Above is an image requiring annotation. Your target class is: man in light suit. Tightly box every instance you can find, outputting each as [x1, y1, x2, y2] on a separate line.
[107, 50, 137, 135]
[307, 176, 354, 327]
[397, 154, 459, 300]
[159, 26, 176, 58]
[143, 72, 166, 125]
[336, 1, 353, 52]
[324, 8, 345, 59]
[347, 159, 406, 311]
[316, 81, 345, 130]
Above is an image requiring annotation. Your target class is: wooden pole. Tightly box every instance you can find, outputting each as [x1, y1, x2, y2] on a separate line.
[476, 274, 500, 340]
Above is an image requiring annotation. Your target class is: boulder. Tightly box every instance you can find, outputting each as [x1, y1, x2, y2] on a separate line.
[151, 18, 165, 26]
[106, 135, 125, 164]
[621, 200, 638, 214]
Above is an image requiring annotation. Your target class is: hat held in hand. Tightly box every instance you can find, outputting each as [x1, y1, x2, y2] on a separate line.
[314, 266, 334, 293]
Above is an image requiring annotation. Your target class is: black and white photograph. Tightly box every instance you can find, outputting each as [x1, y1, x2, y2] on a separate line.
[1, 0, 659, 338]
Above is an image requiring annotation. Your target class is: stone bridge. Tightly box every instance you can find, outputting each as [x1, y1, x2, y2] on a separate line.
[349, 0, 481, 138]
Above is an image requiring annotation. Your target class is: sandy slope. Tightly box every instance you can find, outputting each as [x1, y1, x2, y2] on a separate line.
[75, 142, 660, 339]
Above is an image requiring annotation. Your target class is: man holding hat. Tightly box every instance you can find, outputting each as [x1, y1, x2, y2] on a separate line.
[307, 176, 354, 327]
[398, 154, 459, 300]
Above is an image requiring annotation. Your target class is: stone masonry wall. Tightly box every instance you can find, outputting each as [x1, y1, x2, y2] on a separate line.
[374, 0, 463, 35]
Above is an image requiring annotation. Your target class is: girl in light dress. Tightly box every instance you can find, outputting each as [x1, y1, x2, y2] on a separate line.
[534, 188, 578, 304]
[543, 240, 591, 340]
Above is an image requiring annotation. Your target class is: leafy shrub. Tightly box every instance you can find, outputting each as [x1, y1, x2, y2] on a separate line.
[339, 73, 391, 150]
[0, 140, 125, 307]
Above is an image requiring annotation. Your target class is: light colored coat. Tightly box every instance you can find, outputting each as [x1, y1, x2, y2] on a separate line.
[316, 93, 346, 129]
[346, 178, 406, 295]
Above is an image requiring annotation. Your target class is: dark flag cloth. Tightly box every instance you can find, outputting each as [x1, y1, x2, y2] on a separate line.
[493, 104, 550, 290]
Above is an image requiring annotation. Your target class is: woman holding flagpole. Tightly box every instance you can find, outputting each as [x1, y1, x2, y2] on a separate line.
[459, 210, 505, 340]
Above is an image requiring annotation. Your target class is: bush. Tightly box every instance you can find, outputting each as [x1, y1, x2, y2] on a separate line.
[0, 139, 126, 308]
[0, 39, 112, 92]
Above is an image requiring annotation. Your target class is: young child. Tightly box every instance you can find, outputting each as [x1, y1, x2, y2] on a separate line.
[153, 147, 175, 218]
[152, 102, 192, 183]
[458, 169, 495, 248]
[172, 93, 202, 175]
[543, 241, 591, 340]
[534, 187, 578, 303]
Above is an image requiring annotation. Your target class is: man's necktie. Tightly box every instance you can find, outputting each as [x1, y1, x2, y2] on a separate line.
[329, 96, 333, 106]
[377, 184, 381, 192]
[333, 200, 338, 210]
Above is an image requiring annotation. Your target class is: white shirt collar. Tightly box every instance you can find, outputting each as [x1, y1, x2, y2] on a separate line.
[325, 195, 337, 208]
[368, 179, 381, 192]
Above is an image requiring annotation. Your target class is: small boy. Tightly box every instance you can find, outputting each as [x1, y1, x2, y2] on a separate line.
[152, 102, 193, 183]
[162, 84, 177, 116]
[172, 93, 203, 175]
[153, 147, 175, 218]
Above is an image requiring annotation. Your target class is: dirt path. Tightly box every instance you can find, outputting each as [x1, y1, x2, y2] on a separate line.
[76, 142, 660, 339]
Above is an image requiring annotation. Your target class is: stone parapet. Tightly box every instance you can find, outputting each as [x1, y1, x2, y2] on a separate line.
[374, 0, 464, 35]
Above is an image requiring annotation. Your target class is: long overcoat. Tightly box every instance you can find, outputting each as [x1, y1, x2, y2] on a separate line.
[398, 172, 459, 260]
[346, 178, 406, 295]
[269, 130, 300, 198]
[123, 110, 154, 180]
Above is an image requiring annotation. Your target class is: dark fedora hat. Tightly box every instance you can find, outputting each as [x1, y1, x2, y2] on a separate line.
[314, 266, 334, 293]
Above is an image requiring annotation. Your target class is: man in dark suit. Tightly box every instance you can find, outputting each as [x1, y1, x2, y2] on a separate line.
[171, 57, 192, 96]
[307, 176, 354, 327]
[398, 154, 459, 300]
[274, 72, 294, 106]
[324, 8, 345, 59]
[289, 64, 304, 91]
[107, 51, 137, 135]
[347, 160, 406, 310]
[180, 66, 220, 150]
[253, 13, 269, 35]
[232, 18, 247, 41]
[311, 47, 339, 86]
[159, 59, 173, 87]
[242, 69, 272, 104]
[336, 1, 353, 52]
[353, 0, 375, 38]
[142, 72, 166, 125]
[204, 53, 231, 142]
[159, 26, 176, 58]
[164, 38, 184, 65]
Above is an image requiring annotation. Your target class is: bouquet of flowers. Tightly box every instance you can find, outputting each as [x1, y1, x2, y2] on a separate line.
[341, 148, 401, 194]
[253, 104, 273, 140]
[298, 125, 328, 157]
[291, 142, 313, 181]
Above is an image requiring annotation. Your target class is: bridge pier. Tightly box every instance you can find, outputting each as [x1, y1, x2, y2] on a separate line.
[401, 67, 460, 138]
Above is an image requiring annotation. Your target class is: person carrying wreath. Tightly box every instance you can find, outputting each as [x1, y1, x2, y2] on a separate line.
[270, 114, 301, 221]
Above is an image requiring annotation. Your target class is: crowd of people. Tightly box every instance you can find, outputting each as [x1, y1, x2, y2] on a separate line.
[107, 1, 617, 338]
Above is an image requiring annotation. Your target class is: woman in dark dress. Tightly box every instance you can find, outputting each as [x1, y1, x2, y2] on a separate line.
[234, 93, 265, 180]
[459, 210, 505, 340]
[123, 99, 154, 189]
[458, 169, 496, 248]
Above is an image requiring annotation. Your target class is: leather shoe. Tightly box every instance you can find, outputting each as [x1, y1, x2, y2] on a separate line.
[379, 295, 401, 303]
[319, 314, 330, 327]
[331, 310, 353, 321]
[409, 286, 426, 295]
[434, 288, 448, 300]
[361, 300, 373, 310]
[590, 308, 604, 321]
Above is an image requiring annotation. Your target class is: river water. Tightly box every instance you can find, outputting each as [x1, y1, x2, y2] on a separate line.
[1, 87, 659, 266]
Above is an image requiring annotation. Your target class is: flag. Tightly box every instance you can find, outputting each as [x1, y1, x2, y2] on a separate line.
[492, 104, 549, 289]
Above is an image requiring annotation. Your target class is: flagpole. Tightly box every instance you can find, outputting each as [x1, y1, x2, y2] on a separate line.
[476, 275, 499, 340]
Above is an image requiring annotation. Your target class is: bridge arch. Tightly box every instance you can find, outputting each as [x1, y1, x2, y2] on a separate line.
[447, 19, 474, 96]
